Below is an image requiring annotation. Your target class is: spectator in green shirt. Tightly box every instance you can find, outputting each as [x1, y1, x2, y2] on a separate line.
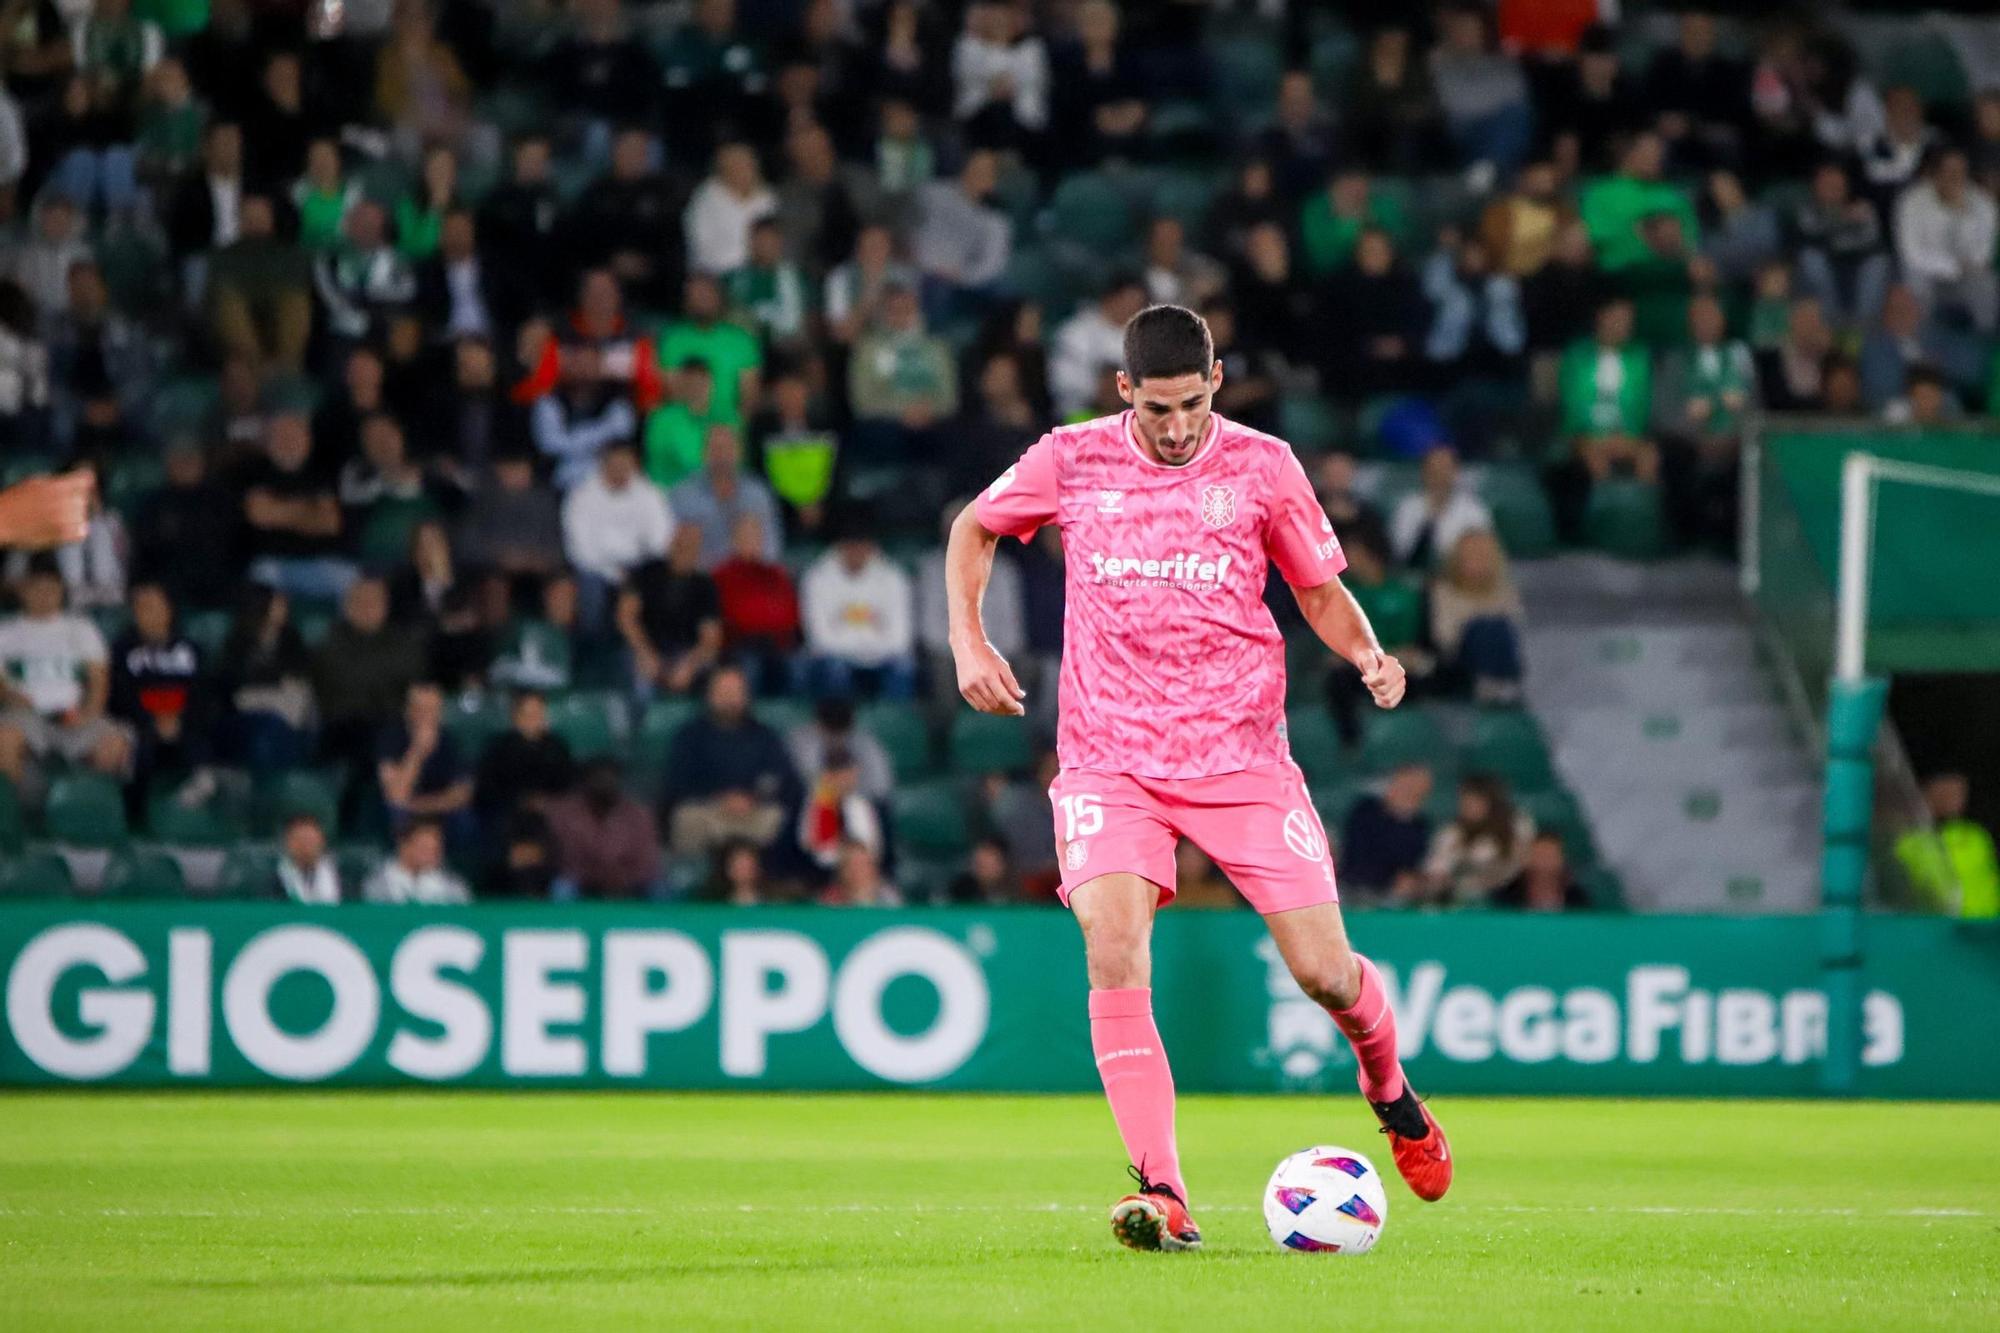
[1895, 773, 2000, 919]
[394, 144, 460, 262]
[1559, 297, 1658, 483]
[1654, 293, 1756, 548]
[656, 272, 762, 421]
[1300, 168, 1410, 276]
[1579, 132, 1700, 272]
[724, 217, 809, 351]
[291, 139, 357, 252]
[644, 361, 728, 491]
[848, 284, 959, 445]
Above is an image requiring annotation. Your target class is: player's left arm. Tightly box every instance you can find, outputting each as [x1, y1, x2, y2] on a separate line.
[1265, 451, 1405, 709]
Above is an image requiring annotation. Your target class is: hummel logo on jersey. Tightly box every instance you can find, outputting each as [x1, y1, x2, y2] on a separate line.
[1097, 489, 1125, 514]
[1089, 551, 1234, 588]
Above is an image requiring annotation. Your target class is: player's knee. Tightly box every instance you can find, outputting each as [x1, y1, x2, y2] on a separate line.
[1080, 922, 1150, 989]
[1292, 954, 1361, 1011]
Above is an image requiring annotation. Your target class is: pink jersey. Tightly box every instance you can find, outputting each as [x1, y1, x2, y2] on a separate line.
[974, 410, 1345, 779]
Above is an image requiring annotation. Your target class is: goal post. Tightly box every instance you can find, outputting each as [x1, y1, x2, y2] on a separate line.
[1744, 428, 2000, 1092]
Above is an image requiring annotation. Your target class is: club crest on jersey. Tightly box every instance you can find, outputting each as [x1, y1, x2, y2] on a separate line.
[1065, 841, 1089, 871]
[1199, 485, 1236, 528]
[1096, 489, 1125, 515]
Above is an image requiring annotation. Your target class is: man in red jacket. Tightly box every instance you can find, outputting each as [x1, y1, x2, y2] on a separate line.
[711, 511, 799, 693]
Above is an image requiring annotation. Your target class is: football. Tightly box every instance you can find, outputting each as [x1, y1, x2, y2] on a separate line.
[1262, 1146, 1390, 1254]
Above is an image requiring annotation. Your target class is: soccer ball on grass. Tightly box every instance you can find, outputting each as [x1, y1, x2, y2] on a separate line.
[1262, 1146, 1389, 1254]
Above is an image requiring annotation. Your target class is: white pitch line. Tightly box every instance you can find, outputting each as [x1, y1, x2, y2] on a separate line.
[0, 1203, 1985, 1221]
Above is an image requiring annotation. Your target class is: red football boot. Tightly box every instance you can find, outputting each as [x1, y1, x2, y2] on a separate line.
[1109, 1169, 1203, 1252]
[1371, 1089, 1453, 1202]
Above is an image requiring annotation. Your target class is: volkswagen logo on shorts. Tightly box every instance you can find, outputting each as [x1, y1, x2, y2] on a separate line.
[1282, 809, 1325, 861]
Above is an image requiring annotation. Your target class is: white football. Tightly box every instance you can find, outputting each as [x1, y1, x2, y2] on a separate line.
[1263, 1145, 1389, 1254]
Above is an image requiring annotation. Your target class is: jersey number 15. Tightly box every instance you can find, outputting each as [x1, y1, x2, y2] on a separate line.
[1058, 794, 1103, 840]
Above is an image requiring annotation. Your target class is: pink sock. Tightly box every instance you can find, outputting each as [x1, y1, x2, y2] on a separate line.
[1088, 988, 1187, 1205]
[1325, 954, 1407, 1104]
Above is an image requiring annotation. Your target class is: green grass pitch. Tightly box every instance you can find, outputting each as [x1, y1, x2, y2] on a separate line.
[2, 1092, 1994, 1330]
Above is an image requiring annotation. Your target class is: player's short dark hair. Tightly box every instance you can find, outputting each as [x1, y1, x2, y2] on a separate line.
[1123, 304, 1212, 384]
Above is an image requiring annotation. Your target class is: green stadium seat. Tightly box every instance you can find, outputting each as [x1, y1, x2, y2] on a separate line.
[0, 850, 74, 898]
[1000, 243, 1073, 312]
[990, 159, 1044, 228]
[358, 497, 441, 567]
[1880, 33, 1969, 106]
[1047, 171, 1138, 255]
[1141, 167, 1222, 232]
[1584, 481, 1668, 559]
[1520, 788, 1596, 865]
[1313, 779, 1370, 836]
[335, 844, 383, 893]
[629, 696, 698, 796]
[44, 773, 129, 848]
[1479, 463, 1558, 558]
[1209, 33, 1283, 120]
[182, 609, 233, 659]
[1279, 394, 1340, 451]
[860, 703, 933, 780]
[1578, 863, 1625, 911]
[549, 691, 624, 759]
[756, 698, 815, 739]
[891, 781, 972, 858]
[104, 455, 166, 520]
[948, 710, 1033, 776]
[253, 770, 341, 837]
[2, 453, 60, 486]
[151, 376, 218, 438]
[1283, 707, 1346, 783]
[147, 785, 243, 847]
[215, 845, 283, 900]
[100, 850, 188, 899]
[444, 693, 513, 760]
[1359, 707, 1448, 773]
[1463, 708, 1558, 793]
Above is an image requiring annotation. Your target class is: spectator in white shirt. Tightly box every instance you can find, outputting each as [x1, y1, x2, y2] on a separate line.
[684, 141, 776, 276]
[952, 0, 1048, 152]
[1050, 276, 1146, 419]
[562, 439, 674, 637]
[800, 522, 915, 701]
[364, 818, 472, 904]
[1390, 445, 1495, 568]
[0, 559, 133, 784]
[278, 812, 340, 904]
[1895, 147, 1999, 332]
[913, 150, 1012, 299]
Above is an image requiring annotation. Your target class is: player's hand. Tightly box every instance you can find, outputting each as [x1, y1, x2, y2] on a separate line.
[954, 638, 1025, 717]
[0, 471, 93, 549]
[1359, 649, 1406, 710]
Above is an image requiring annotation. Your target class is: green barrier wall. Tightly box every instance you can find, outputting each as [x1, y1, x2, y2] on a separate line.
[4, 906, 1997, 1097]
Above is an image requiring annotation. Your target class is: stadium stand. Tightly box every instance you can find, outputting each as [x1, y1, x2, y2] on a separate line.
[3, 0, 1998, 910]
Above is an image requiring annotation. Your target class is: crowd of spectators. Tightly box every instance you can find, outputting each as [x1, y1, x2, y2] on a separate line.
[3, 0, 1995, 908]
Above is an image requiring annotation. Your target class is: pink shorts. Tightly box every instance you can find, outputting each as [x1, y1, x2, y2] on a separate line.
[1049, 761, 1338, 914]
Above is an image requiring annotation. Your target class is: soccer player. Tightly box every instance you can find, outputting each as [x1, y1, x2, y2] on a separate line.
[945, 305, 1451, 1253]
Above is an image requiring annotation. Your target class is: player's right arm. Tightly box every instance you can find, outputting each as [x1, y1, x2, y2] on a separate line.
[947, 436, 1059, 717]
[0, 471, 92, 549]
